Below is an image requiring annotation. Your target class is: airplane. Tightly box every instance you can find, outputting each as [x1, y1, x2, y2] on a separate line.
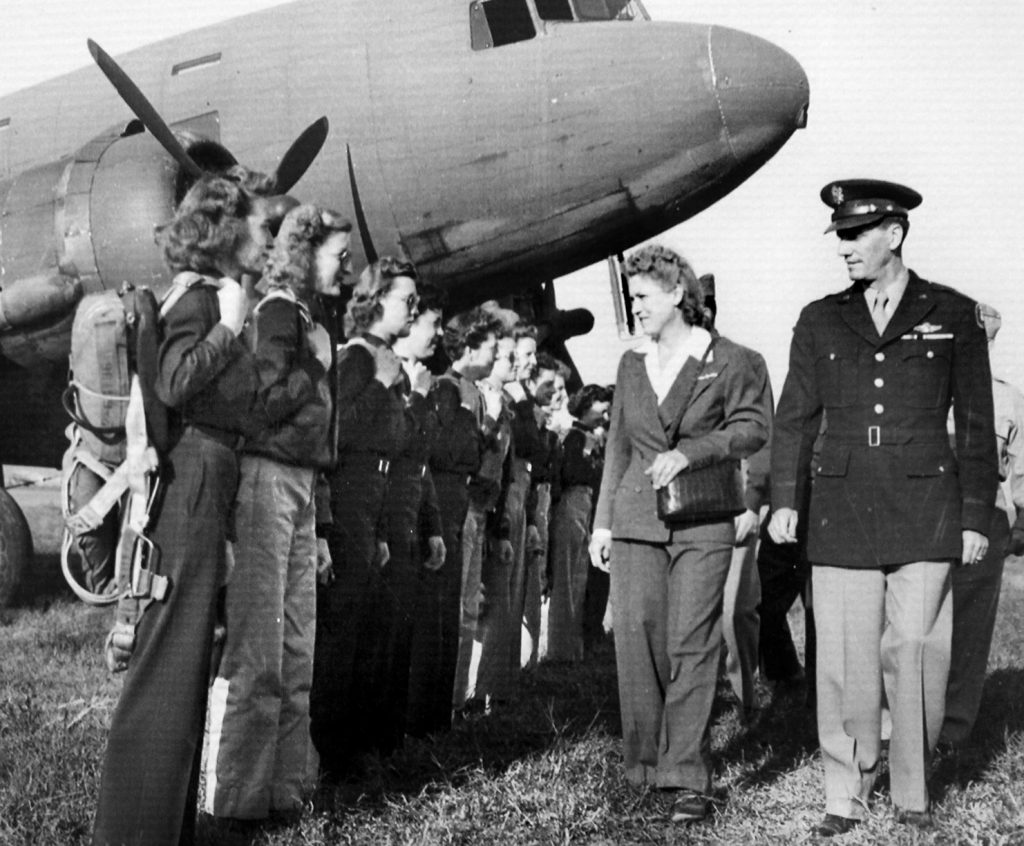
[0, 0, 809, 604]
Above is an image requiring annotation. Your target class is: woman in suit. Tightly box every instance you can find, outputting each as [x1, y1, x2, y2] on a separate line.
[588, 244, 771, 824]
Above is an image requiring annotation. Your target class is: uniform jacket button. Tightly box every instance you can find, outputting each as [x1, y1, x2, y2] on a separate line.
[874, 403, 884, 414]
[875, 352, 885, 362]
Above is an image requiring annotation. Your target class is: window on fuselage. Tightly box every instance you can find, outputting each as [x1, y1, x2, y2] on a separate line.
[536, 0, 574, 21]
[470, 0, 537, 50]
[575, 0, 632, 20]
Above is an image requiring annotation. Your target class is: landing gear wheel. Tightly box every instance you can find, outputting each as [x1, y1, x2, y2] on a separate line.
[0, 487, 33, 608]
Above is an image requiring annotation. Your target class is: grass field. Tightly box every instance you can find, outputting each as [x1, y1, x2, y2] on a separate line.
[2, 555, 1023, 845]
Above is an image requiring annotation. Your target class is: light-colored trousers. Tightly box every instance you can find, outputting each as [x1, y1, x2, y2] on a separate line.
[813, 561, 952, 818]
[453, 502, 488, 708]
[522, 481, 551, 668]
[206, 455, 317, 819]
[610, 521, 733, 792]
[721, 534, 761, 710]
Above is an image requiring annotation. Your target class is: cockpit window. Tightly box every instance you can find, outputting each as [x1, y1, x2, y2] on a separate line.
[536, 0, 573, 21]
[470, 0, 536, 50]
[536, 0, 640, 21]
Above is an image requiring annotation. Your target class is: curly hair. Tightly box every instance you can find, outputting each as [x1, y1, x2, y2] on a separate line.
[623, 244, 705, 327]
[536, 351, 570, 381]
[345, 256, 419, 334]
[512, 321, 538, 342]
[442, 306, 503, 361]
[568, 383, 613, 419]
[416, 281, 447, 316]
[479, 300, 519, 338]
[158, 174, 258, 274]
[262, 205, 352, 299]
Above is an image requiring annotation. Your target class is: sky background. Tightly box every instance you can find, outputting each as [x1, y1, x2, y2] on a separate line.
[2, 0, 1023, 394]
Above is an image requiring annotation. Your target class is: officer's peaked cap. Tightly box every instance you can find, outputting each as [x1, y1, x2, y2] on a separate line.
[820, 179, 922, 233]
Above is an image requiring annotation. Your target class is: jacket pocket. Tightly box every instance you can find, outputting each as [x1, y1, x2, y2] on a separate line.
[814, 444, 850, 477]
[902, 444, 957, 478]
[899, 344, 951, 408]
[814, 351, 857, 408]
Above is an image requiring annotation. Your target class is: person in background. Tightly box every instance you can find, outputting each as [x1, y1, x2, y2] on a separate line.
[372, 278, 446, 755]
[474, 306, 524, 709]
[309, 256, 417, 787]
[405, 291, 483, 738]
[701, 276, 773, 720]
[205, 205, 348, 828]
[546, 384, 611, 661]
[769, 179, 997, 835]
[940, 303, 1024, 749]
[444, 307, 508, 716]
[589, 244, 771, 825]
[93, 171, 272, 846]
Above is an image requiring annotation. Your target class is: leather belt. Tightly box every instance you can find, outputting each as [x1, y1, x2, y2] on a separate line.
[338, 452, 391, 476]
[827, 427, 949, 448]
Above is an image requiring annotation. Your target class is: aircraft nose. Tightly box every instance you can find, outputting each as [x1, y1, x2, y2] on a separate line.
[708, 26, 809, 159]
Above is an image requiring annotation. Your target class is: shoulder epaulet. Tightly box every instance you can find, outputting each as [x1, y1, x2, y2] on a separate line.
[924, 279, 973, 301]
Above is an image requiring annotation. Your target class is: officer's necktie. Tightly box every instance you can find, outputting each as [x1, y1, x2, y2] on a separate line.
[871, 290, 889, 335]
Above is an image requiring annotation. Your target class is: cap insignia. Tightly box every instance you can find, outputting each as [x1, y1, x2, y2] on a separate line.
[831, 185, 844, 205]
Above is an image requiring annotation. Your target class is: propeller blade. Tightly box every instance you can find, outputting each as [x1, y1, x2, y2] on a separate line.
[87, 39, 203, 181]
[273, 116, 329, 193]
[346, 144, 379, 264]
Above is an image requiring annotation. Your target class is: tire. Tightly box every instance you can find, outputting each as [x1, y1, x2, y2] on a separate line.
[0, 487, 33, 608]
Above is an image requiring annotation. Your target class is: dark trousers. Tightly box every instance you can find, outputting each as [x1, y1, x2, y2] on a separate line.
[756, 525, 815, 687]
[376, 463, 425, 755]
[310, 460, 388, 779]
[93, 430, 237, 846]
[407, 472, 469, 736]
[942, 514, 1009, 745]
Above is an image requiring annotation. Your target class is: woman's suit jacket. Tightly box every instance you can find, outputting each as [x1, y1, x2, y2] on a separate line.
[594, 334, 772, 543]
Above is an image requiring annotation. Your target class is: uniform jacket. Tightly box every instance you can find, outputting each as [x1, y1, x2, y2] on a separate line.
[594, 334, 771, 543]
[156, 276, 257, 437]
[771, 271, 998, 567]
[243, 290, 333, 469]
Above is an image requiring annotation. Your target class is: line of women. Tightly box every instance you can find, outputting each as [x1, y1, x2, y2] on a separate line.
[90, 172, 616, 845]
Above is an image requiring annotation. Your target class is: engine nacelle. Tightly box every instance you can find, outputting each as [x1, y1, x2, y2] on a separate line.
[0, 125, 178, 367]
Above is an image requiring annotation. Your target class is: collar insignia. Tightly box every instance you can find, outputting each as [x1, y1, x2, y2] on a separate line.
[913, 322, 942, 333]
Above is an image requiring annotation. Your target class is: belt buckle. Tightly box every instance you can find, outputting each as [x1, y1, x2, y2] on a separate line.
[378, 458, 390, 475]
[868, 425, 880, 447]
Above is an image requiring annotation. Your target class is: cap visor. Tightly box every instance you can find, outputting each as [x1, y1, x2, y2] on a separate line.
[824, 212, 886, 234]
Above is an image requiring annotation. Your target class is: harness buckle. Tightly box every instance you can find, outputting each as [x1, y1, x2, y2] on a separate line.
[868, 425, 881, 447]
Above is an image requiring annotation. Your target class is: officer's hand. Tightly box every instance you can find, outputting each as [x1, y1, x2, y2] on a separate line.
[308, 324, 333, 371]
[644, 449, 689, 490]
[768, 508, 799, 544]
[961, 530, 989, 566]
[589, 528, 612, 573]
[424, 535, 446, 570]
[216, 277, 249, 335]
[316, 537, 334, 585]
[734, 509, 760, 546]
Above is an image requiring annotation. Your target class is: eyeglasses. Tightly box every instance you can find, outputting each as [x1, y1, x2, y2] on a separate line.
[389, 291, 419, 310]
[336, 248, 352, 265]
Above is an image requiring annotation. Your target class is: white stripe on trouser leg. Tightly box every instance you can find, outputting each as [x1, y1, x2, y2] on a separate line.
[205, 676, 231, 814]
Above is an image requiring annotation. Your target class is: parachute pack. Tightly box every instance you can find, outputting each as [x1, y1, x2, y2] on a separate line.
[60, 275, 210, 671]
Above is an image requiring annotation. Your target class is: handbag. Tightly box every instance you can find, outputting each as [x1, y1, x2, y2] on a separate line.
[655, 337, 745, 524]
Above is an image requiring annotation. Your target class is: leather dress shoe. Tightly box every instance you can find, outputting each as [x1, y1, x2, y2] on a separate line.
[811, 813, 860, 837]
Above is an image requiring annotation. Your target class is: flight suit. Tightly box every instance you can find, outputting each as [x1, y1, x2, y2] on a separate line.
[772, 271, 998, 817]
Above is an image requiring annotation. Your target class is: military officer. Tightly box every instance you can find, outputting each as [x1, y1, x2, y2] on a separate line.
[768, 179, 998, 837]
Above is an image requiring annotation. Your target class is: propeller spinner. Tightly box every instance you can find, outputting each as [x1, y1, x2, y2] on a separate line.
[87, 38, 328, 198]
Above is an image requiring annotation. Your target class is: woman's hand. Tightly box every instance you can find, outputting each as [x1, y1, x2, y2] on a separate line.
[589, 528, 612, 573]
[216, 277, 249, 335]
[644, 449, 690, 490]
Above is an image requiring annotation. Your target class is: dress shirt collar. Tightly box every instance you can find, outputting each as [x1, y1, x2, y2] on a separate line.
[638, 325, 713, 404]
